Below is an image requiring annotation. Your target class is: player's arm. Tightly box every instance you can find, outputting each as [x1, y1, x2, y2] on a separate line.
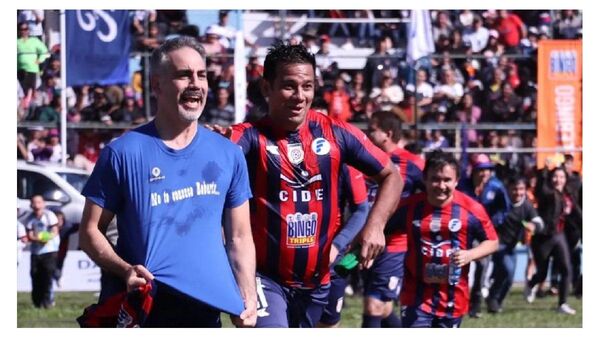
[79, 199, 153, 292]
[357, 161, 403, 267]
[223, 201, 257, 328]
[452, 239, 499, 268]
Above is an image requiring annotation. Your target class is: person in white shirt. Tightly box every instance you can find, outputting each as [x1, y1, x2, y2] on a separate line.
[20, 195, 60, 308]
[462, 16, 489, 54]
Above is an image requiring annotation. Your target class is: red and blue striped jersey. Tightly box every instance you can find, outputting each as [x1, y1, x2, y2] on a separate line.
[393, 191, 497, 318]
[230, 110, 389, 288]
[367, 148, 425, 252]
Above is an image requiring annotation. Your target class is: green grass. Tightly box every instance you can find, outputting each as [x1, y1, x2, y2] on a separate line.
[17, 286, 581, 328]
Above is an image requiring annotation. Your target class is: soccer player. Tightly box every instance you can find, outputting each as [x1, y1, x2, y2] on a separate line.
[318, 164, 369, 328]
[458, 153, 510, 318]
[393, 150, 498, 328]
[361, 111, 425, 328]
[79, 37, 257, 327]
[226, 41, 403, 327]
[486, 176, 543, 313]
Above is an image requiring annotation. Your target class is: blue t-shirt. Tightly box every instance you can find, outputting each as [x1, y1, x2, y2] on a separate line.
[82, 122, 252, 315]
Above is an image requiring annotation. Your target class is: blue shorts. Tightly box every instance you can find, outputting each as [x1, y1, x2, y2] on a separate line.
[401, 306, 462, 328]
[362, 250, 405, 302]
[255, 273, 330, 328]
[319, 272, 347, 325]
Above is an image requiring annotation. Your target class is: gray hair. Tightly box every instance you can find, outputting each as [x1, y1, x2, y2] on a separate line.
[149, 36, 207, 77]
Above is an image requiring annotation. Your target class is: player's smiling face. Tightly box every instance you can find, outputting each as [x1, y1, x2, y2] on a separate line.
[425, 164, 458, 207]
[262, 63, 315, 131]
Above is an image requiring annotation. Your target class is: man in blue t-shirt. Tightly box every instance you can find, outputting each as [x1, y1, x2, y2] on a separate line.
[79, 36, 257, 328]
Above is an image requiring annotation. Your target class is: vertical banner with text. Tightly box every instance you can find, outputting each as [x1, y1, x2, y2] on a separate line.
[537, 40, 582, 172]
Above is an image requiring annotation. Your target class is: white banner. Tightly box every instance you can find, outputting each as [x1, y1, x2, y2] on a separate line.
[407, 9, 435, 63]
[17, 250, 101, 292]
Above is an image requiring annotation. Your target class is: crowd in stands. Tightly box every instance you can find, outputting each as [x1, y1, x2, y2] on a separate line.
[17, 9, 582, 179]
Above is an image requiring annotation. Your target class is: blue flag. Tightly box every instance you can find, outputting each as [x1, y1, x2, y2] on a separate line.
[66, 10, 131, 86]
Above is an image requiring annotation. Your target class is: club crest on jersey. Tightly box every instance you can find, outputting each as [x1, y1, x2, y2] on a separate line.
[448, 219, 462, 232]
[429, 217, 441, 232]
[149, 167, 165, 182]
[286, 212, 318, 248]
[311, 137, 331, 155]
[287, 143, 304, 165]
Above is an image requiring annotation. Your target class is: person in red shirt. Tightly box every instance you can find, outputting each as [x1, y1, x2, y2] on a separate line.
[392, 150, 498, 327]
[495, 10, 527, 54]
[323, 75, 353, 122]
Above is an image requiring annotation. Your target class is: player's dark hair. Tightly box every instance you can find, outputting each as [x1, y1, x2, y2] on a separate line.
[370, 111, 403, 143]
[150, 36, 206, 77]
[424, 150, 460, 180]
[263, 40, 316, 84]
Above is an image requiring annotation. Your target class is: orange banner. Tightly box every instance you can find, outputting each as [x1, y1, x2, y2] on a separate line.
[537, 40, 582, 173]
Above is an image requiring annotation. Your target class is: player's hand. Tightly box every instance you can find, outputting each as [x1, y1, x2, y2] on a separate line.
[231, 299, 257, 328]
[357, 225, 385, 269]
[204, 124, 232, 138]
[451, 249, 471, 268]
[124, 264, 154, 293]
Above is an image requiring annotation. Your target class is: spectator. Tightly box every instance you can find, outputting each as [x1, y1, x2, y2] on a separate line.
[17, 22, 49, 97]
[323, 74, 352, 122]
[458, 10, 475, 28]
[32, 95, 61, 123]
[26, 127, 52, 162]
[205, 10, 237, 50]
[348, 71, 367, 121]
[245, 52, 264, 82]
[21, 195, 60, 308]
[425, 129, 450, 150]
[486, 175, 544, 313]
[369, 71, 404, 113]
[482, 29, 505, 58]
[80, 86, 112, 122]
[112, 96, 146, 124]
[406, 68, 434, 114]
[363, 35, 397, 94]
[136, 21, 164, 51]
[449, 28, 470, 56]
[455, 92, 482, 143]
[525, 163, 580, 315]
[463, 16, 489, 54]
[553, 10, 582, 39]
[156, 10, 187, 37]
[315, 34, 338, 87]
[432, 11, 454, 44]
[18, 10, 45, 41]
[17, 218, 28, 266]
[201, 87, 235, 126]
[489, 82, 523, 122]
[494, 10, 527, 54]
[47, 128, 63, 163]
[433, 67, 464, 116]
[458, 153, 511, 318]
[131, 9, 157, 37]
[30, 74, 57, 115]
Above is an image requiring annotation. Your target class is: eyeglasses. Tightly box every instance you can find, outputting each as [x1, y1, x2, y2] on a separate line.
[19, 27, 28, 31]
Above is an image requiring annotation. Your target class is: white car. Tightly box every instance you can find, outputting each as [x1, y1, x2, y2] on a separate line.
[17, 160, 90, 249]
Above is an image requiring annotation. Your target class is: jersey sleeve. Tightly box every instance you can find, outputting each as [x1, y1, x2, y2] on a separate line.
[347, 166, 368, 205]
[46, 211, 58, 227]
[332, 121, 390, 177]
[81, 146, 123, 214]
[225, 145, 253, 209]
[230, 123, 255, 155]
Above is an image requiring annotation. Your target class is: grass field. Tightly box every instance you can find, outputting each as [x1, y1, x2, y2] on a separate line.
[17, 286, 581, 328]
